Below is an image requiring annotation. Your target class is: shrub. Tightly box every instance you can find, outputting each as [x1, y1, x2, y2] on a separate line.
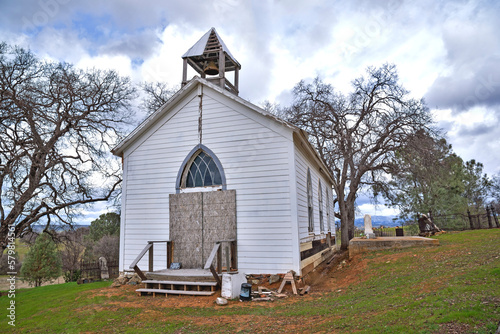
[20, 233, 62, 287]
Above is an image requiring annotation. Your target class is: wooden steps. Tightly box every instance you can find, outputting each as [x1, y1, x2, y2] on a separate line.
[136, 279, 218, 297]
[136, 289, 216, 297]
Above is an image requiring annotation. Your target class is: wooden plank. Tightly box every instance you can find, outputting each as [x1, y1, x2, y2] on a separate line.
[203, 242, 221, 270]
[209, 265, 222, 287]
[142, 280, 218, 286]
[300, 247, 334, 269]
[129, 243, 152, 269]
[300, 241, 313, 252]
[135, 289, 216, 296]
[133, 265, 147, 281]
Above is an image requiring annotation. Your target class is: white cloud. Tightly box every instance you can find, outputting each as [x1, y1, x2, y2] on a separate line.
[358, 203, 399, 217]
[76, 54, 134, 77]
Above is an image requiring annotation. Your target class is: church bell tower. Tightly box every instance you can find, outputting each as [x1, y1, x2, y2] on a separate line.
[182, 28, 241, 95]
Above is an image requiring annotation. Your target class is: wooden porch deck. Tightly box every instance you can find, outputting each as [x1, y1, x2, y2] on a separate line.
[145, 268, 219, 282]
[131, 240, 236, 297]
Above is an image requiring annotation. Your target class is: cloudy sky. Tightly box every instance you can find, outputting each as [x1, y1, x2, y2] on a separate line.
[1, 0, 499, 219]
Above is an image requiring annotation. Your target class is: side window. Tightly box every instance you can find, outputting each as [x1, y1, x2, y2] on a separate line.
[307, 168, 314, 233]
[319, 180, 324, 233]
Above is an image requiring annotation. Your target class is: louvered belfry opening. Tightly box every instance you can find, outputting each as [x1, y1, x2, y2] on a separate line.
[182, 28, 241, 95]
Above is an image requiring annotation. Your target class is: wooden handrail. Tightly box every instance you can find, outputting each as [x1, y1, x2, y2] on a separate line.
[129, 240, 172, 280]
[203, 240, 237, 287]
[203, 242, 221, 270]
[129, 243, 152, 270]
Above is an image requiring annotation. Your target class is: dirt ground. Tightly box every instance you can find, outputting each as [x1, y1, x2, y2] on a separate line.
[89, 250, 363, 309]
[68, 250, 380, 333]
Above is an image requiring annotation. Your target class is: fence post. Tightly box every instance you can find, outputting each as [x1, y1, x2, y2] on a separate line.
[491, 205, 500, 228]
[467, 210, 475, 230]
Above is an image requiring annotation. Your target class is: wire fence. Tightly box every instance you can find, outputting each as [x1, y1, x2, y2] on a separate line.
[340, 206, 500, 240]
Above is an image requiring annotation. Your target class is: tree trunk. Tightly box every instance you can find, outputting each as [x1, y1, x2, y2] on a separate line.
[347, 201, 356, 241]
[340, 210, 349, 250]
[339, 195, 357, 250]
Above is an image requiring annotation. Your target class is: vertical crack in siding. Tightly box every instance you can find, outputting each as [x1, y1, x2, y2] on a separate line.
[198, 89, 203, 144]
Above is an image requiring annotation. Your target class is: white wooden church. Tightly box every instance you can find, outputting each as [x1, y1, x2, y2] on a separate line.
[112, 28, 336, 280]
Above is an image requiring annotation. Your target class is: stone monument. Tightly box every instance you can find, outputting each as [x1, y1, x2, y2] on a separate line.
[364, 214, 376, 239]
[99, 256, 109, 280]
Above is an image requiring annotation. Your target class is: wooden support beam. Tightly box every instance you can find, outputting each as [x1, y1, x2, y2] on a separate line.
[210, 265, 222, 287]
[217, 245, 222, 274]
[234, 66, 239, 94]
[133, 265, 147, 281]
[230, 241, 237, 270]
[225, 245, 230, 273]
[167, 241, 173, 269]
[182, 58, 188, 86]
[149, 243, 154, 272]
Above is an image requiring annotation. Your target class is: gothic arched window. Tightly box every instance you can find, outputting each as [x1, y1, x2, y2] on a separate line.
[184, 151, 222, 188]
[176, 144, 226, 193]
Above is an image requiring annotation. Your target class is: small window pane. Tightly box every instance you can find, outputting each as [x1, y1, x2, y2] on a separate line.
[203, 166, 213, 185]
[194, 168, 203, 187]
[186, 171, 195, 187]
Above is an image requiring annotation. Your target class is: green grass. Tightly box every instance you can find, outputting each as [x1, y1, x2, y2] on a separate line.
[1, 229, 499, 333]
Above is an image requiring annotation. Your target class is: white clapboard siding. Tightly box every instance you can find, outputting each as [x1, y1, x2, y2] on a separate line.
[294, 141, 334, 241]
[121, 91, 200, 272]
[120, 83, 297, 274]
[201, 89, 295, 274]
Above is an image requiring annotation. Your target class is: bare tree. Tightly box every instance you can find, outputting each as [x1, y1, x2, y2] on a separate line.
[284, 64, 434, 249]
[60, 227, 88, 281]
[0, 43, 136, 249]
[141, 81, 178, 115]
[91, 234, 120, 263]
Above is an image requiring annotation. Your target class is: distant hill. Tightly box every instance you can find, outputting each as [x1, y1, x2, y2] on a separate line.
[29, 224, 89, 233]
[354, 215, 405, 228]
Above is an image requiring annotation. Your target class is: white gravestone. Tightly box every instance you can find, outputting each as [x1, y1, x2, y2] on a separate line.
[364, 214, 376, 239]
[99, 257, 109, 280]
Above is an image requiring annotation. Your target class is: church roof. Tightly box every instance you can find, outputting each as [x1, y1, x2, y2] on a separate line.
[182, 27, 241, 70]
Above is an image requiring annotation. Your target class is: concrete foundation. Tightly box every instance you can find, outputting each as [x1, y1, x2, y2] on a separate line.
[348, 236, 439, 258]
